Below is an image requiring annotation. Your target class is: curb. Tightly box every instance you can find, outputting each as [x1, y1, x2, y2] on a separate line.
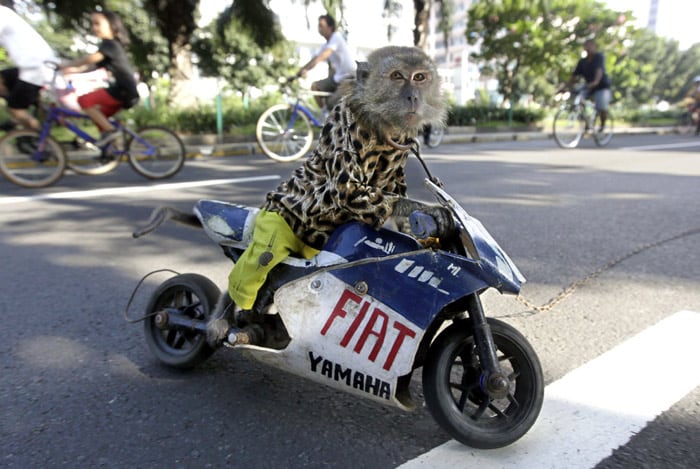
[182, 126, 679, 159]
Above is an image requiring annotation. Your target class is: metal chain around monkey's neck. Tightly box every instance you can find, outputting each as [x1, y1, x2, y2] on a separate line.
[386, 135, 412, 151]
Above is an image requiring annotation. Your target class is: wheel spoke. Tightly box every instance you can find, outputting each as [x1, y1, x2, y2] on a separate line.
[165, 328, 178, 345]
[487, 401, 510, 419]
[172, 330, 187, 349]
[471, 399, 490, 420]
[457, 389, 469, 411]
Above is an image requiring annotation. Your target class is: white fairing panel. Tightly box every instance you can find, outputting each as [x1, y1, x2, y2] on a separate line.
[236, 273, 426, 410]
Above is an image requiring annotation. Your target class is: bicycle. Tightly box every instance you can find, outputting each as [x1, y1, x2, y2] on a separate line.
[423, 124, 445, 148]
[552, 85, 614, 149]
[0, 63, 186, 188]
[255, 78, 332, 162]
[675, 101, 699, 135]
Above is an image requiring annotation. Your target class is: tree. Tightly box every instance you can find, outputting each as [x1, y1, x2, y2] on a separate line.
[466, 0, 630, 105]
[192, 8, 294, 94]
[34, 0, 168, 89]
[141, 0, 199, 106]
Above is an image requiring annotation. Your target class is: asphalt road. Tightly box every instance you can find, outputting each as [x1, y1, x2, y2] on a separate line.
[1, 133, 699, 468]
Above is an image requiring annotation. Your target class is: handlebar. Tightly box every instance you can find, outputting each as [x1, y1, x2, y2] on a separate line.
[555, 83, 588, 104]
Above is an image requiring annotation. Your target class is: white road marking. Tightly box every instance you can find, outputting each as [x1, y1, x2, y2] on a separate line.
[0, 175, 280, 206]
[399, 310, 700, 469]
[619, 141, 700, 151]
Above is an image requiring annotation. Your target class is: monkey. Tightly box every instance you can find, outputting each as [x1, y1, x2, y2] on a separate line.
[135, 46, 450, 344]
[343, 45, 447, 147]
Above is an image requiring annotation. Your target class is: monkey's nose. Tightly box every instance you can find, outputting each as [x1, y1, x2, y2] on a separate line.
[407, 95, 419, 112]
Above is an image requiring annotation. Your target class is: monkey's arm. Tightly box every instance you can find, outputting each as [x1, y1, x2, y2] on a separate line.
[392, 197, 454, 237]
[132, 206, 201, 238]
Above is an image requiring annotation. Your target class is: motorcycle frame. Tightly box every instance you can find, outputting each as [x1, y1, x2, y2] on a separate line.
[205, 216, 509, 411]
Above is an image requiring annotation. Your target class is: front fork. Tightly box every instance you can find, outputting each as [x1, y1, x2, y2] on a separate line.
[466, 294, 510, 399]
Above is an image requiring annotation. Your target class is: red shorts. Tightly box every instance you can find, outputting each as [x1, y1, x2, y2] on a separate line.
[77, 88, 123, 118]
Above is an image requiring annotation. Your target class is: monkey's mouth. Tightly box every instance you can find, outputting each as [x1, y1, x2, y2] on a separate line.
[404, 111, 421, 127]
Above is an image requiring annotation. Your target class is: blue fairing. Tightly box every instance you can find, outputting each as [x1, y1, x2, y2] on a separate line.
[322, 222, 422, 261]
[323, 223, 490, 329]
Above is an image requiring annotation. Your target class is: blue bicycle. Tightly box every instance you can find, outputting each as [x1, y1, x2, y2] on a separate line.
[0, 63, 185, 188]
[255, 78, 331, 162]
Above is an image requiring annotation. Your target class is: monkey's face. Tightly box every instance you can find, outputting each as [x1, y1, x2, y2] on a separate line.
[350, 46, 447, 136]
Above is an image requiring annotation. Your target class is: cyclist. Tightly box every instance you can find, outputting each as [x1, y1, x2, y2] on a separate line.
[0, 3, 57, 131]
[296, 14, 356, 113]
[60, 9, 138, 147]
[683, 75, 700, 135]
[561, 39, 612, 132]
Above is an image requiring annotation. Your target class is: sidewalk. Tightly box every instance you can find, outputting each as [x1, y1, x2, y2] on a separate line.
[180, 125, 679, 159]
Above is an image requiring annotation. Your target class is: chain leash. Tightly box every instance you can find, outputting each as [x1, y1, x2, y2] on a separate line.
[514, 226, 700, 314]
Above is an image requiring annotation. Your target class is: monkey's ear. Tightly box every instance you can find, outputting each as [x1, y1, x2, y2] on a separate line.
[355, 61, 370, 84]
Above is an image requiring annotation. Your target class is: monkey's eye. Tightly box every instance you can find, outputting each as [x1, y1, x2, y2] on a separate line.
[413, 73, 428, 82]
[390, 71, 404, 80]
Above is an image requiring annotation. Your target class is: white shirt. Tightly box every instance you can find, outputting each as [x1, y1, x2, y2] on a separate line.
[0, 6, 57, 86]
[322, 31, 356, 83]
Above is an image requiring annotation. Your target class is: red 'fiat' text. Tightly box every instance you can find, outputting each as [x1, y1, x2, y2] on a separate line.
[320, 289, 417, 371]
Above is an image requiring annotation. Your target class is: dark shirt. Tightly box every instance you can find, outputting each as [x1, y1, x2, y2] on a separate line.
[574, 52, 611, 92]
[98, 39, 139, 105]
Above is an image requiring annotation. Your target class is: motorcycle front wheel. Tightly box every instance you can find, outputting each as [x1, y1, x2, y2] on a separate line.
[144, 273, 220, 369]
[422, 318, 544, 449]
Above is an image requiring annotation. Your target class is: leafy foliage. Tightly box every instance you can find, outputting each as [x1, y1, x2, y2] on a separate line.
[448, 104, 545, 126]
[466, 0, 630, 105]
[192, 10, 296, 93]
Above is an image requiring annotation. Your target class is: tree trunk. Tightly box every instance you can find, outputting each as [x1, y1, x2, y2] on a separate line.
[413, 0, 432, 48]
[168, 42, 198, 108]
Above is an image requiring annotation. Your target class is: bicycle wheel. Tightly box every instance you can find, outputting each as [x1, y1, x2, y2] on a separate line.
[593, 111, 614, 147]
[256, 103, 314, 162]
[127, 126, 185, 179]
[553, 106, 585, 149]
[0, 130, 66, 188]
[67, 132, 123, 176]
[676, 112, 693, 135]
[426, 125, 445, 148]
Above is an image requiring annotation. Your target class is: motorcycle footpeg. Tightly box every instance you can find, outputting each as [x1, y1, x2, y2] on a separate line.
[224, 325, 263, 347]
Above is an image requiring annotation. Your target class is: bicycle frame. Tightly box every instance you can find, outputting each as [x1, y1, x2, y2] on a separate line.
[289, 100, 323, 128]
[284, 86, 333, 129]
[37, 103, 158, 158]
[567, 91, 593, 127]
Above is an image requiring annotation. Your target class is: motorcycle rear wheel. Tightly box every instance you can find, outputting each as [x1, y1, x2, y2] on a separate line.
[144, 273, 220, 369]
[422, 318, 544, 449]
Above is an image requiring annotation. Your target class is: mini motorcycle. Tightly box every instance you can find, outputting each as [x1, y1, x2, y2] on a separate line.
[131, 149, 544, 449]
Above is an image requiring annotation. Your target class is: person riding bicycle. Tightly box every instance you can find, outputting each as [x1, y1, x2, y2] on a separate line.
[296, 13, 356, 114]
[683, 75, 700, 135]
[0, 3, 58, 131]
[561, 39, 612, 132]
[59, 9, 138, 147]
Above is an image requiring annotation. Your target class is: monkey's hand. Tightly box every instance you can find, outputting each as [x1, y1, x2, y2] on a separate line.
[393, 197, 454, 239]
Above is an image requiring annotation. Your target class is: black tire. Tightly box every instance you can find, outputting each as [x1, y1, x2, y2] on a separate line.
[127, 126, 185, 179]
[0, 130, 67, 188]
[422, 318, 544, 449]
[256, 103, 313, 162]
[593, 111, 614, 147]
[144, 273, 220, 369]
[553, 105, 585, 149]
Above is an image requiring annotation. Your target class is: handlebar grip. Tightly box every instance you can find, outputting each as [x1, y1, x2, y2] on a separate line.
[409, 211, 439, 239]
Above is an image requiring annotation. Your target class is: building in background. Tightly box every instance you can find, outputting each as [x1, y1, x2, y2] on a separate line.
[425, 0, 492, 105]
[647, 0, 659, 32]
